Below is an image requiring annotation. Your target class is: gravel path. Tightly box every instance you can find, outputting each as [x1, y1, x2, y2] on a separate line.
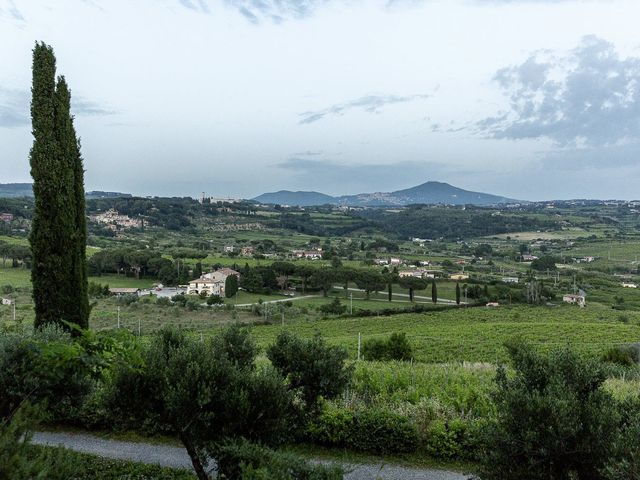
[32, 431, 471, 480]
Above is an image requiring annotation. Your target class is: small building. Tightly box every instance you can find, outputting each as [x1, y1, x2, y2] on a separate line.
[292, 249, 323, 260]
[418, 260, 430, 266]
[109, 287, 141, 296]
[563, 294, 586, 307]
[450, 273, 469, 281]
[0, 213, 14, 222]
[398, 269, 429, 279]
[486, 302, 500, 308]
[522, 254, 538, 262]
[223, 245, 235, 253]
[502, 277, 519, 284]
[374, 258, 389, 266]
[240, 246, 255, 256]
[389, 258, 402, 266]
[1, 298, 13, 305]
[622, 283, 638, 289]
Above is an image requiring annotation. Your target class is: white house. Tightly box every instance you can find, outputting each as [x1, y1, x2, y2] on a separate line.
[622, 283, 638, 288]
[502, 277, 519, 284]
[187, 268, 240, 297]
[563, 294, 586, 307]
[1, 298, 13, 305]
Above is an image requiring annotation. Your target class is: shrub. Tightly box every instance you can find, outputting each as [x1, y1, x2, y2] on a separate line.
[0, 327, 94, 423]
[362, 333, 413, 361]
[478, 340, 619, 480]
[216, 439, 343, 480]
[116, 294, 138, 306]
[171, 294, 187, 306]
[156, 296, 171, 307]
[306, 404, 353, 446]
[307, 406, 418, 455]
[349, 409, 418, 454]
[267, 332, 353, 413]
[424, 418, 475, 460]
[602, 345, 640, 367]
[319, 298, 347, 315]
[2, 284, 14, 294]
[603, 400, 640, 480]
[207, 295, 224, 306]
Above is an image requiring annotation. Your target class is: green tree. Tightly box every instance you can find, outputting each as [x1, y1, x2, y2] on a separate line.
[29, 42, 88, 331]
[398, 276, 427, 302]
[431, 278, 438, 304]
[267, 331, 353, 414]
[225, 273, 238, 298]
[455, 282, 461, 305]
[479, 341, 619, 480]
[355, 270, 385, 300]
[106, 327, 294, 480]
[310, 268, 335, 297]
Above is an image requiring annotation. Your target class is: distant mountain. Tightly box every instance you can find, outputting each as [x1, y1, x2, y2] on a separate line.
[338, 181, 513, 206]
[253, 190, 337, 206]
[253, 181, 514, 207]
[0, 183, 131, 199]
[86, 191, 132, 199]
[0, 183, 33, 198]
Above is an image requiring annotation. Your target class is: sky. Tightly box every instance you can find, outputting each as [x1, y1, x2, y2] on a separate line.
[1, 0, 640, 200]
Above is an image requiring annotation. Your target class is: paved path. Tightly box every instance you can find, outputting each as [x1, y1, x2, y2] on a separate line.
[32, 431, 471, 480]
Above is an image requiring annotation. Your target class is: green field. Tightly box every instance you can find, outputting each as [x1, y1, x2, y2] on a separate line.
[247, 305, 640, 363]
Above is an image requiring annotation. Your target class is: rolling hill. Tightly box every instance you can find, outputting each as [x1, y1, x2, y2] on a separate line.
[253, 181, 514, 207]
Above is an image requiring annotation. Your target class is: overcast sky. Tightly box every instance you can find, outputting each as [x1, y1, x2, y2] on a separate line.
[1, 0, 640, 200]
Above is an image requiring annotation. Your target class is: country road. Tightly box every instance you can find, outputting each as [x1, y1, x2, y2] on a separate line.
[32, 431, 472, 480]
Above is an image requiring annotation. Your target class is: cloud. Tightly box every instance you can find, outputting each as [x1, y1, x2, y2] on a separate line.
[72, 97, 119, 116]
[475, 35, 640, 147]
[0, 0, 25, 22]
[0, 87, 29, 127]
[0, 87, 119, 128]
[299, 94, 430, 124]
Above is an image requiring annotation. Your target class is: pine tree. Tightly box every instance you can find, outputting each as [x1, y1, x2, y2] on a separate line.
[456, 282, 461, 305]
[30, 43, 89, 330]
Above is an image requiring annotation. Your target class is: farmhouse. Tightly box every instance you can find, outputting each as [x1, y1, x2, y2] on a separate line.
[521, 254, 538, 262]
[0, 213, 14, 222]
[502, 277, 519, 284]
[563, 294, 586, 307]
[187, 268, 240, 297]
[389, 258, 403, 266]
[623, 283, 638, 288]
[1, 298, 13, 305]
[240, 246, 255, 256]
[223, 245, 235, 253]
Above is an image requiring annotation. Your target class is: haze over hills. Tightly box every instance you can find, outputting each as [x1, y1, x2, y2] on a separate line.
[253, 181, 515, 207]
[0, 183, 131, 199]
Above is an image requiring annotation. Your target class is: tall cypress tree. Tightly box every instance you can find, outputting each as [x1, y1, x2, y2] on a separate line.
[30, 42, 89, 330]
[431, 279, 437, 304]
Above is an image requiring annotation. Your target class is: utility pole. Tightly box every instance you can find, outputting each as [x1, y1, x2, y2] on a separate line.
[117, 306, 120, 329]
[350, 293, 353, 315]
[357, 332, 361, 360]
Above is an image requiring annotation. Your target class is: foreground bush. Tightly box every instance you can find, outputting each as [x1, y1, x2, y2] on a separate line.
[478, 340, 620, 480]
[217, 439, 343, 480]
[0, 326, 94, 423]
[306, 404, 418, 455]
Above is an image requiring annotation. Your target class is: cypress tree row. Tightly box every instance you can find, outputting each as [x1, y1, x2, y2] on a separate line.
[30, 42, 89, 330]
